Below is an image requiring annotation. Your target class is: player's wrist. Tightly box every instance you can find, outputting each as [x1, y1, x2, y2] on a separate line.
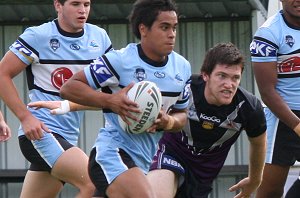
[164, 115, 175, 131]
[53, 100, 70, 115]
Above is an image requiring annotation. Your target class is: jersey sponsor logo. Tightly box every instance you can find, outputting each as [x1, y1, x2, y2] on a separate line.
[134, 68, 147, 81]
[70, 43, 80, 50]
[91, 58, 113, 83]
[154, 71, 165, 78]
[285, 35, 295, 48]
[279, 56, 300, 73]
[162, 155, 184, 173]
[199, 113, 220, 123]
[50, 38, 60, 51]
[250, 40, 276, 57]
[175, 74, 183, 81]
[202, 121, 214, 130]
[51, 67, 73, 90]
[12, 40, 32, 57]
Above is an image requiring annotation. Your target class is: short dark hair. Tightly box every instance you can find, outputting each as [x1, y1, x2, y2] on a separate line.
[128, 0, 178, 39]
[56, 0, 67, 4]
[201, 42, 244, 75]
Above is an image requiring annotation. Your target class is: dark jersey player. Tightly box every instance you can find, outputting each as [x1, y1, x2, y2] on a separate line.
[148, 42, 267, 198]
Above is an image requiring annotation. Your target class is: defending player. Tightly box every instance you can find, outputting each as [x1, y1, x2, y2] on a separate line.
[148, 42, 267, 198]
[0, 0, 112, 197]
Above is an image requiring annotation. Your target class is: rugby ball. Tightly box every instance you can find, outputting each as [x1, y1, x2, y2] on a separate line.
[118, 81, 162, 134]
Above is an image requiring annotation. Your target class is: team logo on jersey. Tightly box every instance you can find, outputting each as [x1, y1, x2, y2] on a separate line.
[175, 74, 183, 81]
[202, 121, 214, 130]
[285, 35, 295, 48]
[51, 67, 73, 90]
[70, 43, 80, 50]
[154, 71, 165, 78]
[134, 68, 147, 81]
[90, 40, 99, 48]
[250, 40, 276, 57]
[50, 38, 60, 51]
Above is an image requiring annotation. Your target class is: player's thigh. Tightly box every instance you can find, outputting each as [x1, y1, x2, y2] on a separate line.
[147, 169, 178, 198]
[51, 147, 93, 188]
[20, 170, 63, 198]
[107, 167, 155, 198]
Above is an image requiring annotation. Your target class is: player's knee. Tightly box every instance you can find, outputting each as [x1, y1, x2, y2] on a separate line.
[78, 181, 95, 196]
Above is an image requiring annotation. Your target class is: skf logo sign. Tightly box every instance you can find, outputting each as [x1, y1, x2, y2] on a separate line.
[12, 40, 32, 57]
[250, 39, 277, 57]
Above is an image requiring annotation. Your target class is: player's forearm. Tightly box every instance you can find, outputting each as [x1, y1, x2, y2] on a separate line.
[69, 101, 100, 111]
[248, 133, 266, 183]
[60, 79, 109, 109]
[0, 111, 4, 122]
[0, 76, 31, 121]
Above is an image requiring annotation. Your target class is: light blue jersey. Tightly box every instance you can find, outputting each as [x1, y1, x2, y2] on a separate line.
[10, 19, 112, 146]
[84, 43, 191, 182]
[250, 10, 300, 110]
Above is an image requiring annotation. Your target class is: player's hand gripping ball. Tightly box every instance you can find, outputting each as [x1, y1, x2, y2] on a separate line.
[118, 81, 162, 134]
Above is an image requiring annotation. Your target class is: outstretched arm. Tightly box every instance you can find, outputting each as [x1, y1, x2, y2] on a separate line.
[60, 70, 141, 125]
[228, 132, 266, 198]
[28, 100, 100, 115]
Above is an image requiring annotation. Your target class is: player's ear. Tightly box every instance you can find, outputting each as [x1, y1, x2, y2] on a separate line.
[139, 24, 146, 38]
[202, 73, 209, 81]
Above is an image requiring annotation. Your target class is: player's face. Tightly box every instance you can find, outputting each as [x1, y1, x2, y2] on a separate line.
[55, 0, 91, 33]
[203, 64, 242, 106]
[281, 0, 300, 27]
[140, 11, 177, 62]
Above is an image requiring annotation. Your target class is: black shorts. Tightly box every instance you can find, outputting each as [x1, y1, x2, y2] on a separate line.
[264, 108, 300, 165]
[18, 133, 73, 172]
[88, 147, 137, 197]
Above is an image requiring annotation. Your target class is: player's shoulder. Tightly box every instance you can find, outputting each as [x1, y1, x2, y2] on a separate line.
[84, 23, 108, 33]
[255, 11, 284, 37]
[102, 43, 137, 65]
[20, 21, 55, 42]
[236, 87, 263, 110]
[23, 21, 53, 35]
[108, 43, 137, 56]
[169, 50, 190, 65]
[168, 51, 192, 78]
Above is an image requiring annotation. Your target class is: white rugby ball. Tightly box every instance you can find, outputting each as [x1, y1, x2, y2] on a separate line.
[118, 81, 162, 134]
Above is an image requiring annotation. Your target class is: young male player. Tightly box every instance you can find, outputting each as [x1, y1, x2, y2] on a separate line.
[148, 42, 267, 198]
[0, 0, 112, 197]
